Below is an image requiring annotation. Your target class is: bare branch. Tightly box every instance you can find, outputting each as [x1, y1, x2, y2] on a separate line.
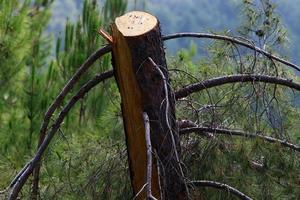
[37, 45, 112, 148]
[143, 112, 152, 198]
[175, 74, 300, 99]
[31, 44, 112, 199]
[163, 32, 300, 72]
[133, 183, 148, 200]
[177, 119, 214, 138]
[8, 70, 114, 200]
[177, 119, 198, 129]
[180, 126, 300, 152]
[190, 180, 253, 200]
[9, 162, 31, 187]
[143, 112, 158, 200]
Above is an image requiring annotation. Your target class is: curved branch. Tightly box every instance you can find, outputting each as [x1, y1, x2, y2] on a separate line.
[9, 70, 114, 200]
[37, 45, 112, 149]
[180, 127, 300, 152]
[175, 74, 300, 99]
[31, 44, 112, 198]
[163, 32, 300, 72]
[190, 180, 253, 200]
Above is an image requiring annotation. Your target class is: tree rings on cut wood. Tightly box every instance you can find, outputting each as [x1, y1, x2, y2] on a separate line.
[115, 11, 157, 37]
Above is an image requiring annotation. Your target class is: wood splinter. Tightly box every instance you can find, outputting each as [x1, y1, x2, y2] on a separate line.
[98, 27, 113, 43]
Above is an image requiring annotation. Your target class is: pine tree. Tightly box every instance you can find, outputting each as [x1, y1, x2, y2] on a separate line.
[0, 0, 53, 188]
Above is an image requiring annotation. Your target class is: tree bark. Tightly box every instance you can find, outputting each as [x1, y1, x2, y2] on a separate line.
[111, 11, 187, 199]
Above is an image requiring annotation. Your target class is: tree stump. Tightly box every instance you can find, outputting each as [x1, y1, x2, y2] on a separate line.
[111, 11, 187, 199]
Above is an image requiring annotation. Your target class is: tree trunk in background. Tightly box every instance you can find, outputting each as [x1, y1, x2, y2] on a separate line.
[111, 11, 187, 199]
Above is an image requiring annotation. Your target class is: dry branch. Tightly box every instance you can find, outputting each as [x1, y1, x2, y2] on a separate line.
[9, 70, 113, 200]
[175, 74, 300, 99]
[190, 180, 253, 200]
[143, 112, 157, 200]
[163, 32, 300, 72]
[31, 45, 112, 199]
[180, 126, 300, 152]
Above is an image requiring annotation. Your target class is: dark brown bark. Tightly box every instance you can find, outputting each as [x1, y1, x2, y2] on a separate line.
[111, 11, 187, 199]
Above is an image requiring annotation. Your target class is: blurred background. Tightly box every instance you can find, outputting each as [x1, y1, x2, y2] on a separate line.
[49, 0, 300, 64]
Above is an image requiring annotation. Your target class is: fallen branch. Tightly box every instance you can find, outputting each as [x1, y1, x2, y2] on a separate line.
[9, 70, 114, 200]
[175, 74, 300, 99]
[163, 32, 300, 72]
[180, 126, 300, 152]
[190, 180, 253, 200]
[31, 44, 112, 199]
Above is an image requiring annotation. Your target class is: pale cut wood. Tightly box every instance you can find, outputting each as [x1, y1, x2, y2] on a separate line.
[115, 11, 157, 37]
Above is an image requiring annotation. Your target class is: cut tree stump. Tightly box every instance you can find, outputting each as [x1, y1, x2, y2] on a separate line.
[111, 11, 187, 199]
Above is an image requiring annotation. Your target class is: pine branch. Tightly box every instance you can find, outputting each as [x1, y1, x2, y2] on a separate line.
[163, 32, 300, 72]
[31, 45, 112, 199]
[175, 74, 300, 99]
[9, 70, 114, 200]
[180, 126, 300, 152]
[190, 180, 253, 200]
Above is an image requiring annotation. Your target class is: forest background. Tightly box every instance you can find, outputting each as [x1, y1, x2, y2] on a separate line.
[50, 0, 300, 66]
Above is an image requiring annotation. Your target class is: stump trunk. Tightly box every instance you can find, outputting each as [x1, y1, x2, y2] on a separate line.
[111, 11, 187, 199]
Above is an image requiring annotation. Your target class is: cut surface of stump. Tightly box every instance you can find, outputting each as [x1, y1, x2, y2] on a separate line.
[111, 11, 187, 200]
[115, 11, 157, 36]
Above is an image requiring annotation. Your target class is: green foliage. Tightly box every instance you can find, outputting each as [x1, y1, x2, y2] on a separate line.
[171, 1, 300, 199]
[0, 0, 53, 182]
[239, 0, 288, 50]
[1, 0, 131, 199]
[36, 0, 131, 198]
[103, 0, 127, 25]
